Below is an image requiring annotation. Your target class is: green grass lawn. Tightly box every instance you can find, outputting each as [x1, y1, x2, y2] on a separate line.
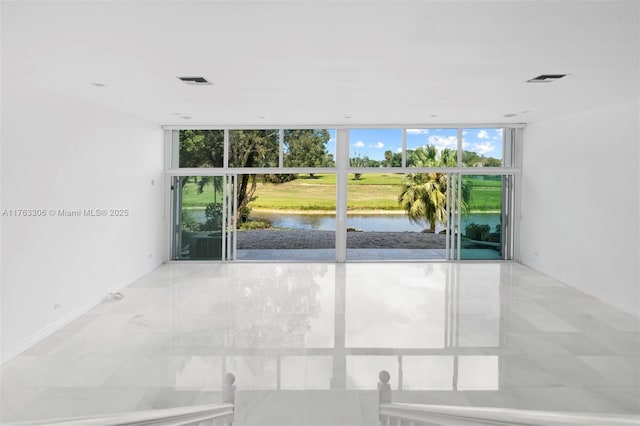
[465, 177, 502, 212]
[293, 173, 404, 186]
[180, 173, 502, 212]
[180, 178, 223, 208]
[250, 173, 405, 210]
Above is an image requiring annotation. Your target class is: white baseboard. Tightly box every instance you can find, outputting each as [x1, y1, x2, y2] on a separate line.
[593, 292, 640, 319]
[0, 263, 161, 365]
[518, 260, 640, 319]
[0, 293, 104, 365]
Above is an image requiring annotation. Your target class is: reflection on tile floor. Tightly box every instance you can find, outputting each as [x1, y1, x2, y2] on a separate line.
[236, 248, 447, 261]
[1, 263, 639, 425]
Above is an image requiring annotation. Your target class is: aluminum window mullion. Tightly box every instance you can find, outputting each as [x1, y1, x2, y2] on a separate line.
[457, 128, 463, 167]
[336, 129, 349, 263]
[232, 174, 238, 260]
[445, 174, 451, 259]
[456, 173, 462, 261]
[402, 129, 407, 168]
[221, 175, 227, 261]
[166, 167, 520, 176]
[223, 129, 229, 169]
[279, 129, 284, 168]
[162, 123, 527, 131]
[165, 130, 177, 262]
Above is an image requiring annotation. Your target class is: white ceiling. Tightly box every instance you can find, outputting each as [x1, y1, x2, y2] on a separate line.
[2, 0, 638, 126]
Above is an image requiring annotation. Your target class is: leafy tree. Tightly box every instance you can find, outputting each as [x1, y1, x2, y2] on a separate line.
[462, 150, 482, 167]
[484, 157, 502, 167]
[384, 150, 393, 167]
[350, 154, 369, 180]
[390, 152, 402, 167]
[284, 129, 331, 177]
[461, 150, 502, 167]
[326, 153, 335, 167]
[179, 130, 224, 168]
[367, 158, 381, 167]
[229, 130, 279, 221]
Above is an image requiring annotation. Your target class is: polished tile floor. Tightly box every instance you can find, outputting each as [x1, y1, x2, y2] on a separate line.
[1, 262, 639, 425]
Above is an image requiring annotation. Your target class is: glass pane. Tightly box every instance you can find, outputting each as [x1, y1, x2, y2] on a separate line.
[346, 172, 446, 260]
[176, 176, 224, 260]
[460, 175, 503, 260]
[179, 130, 224, 168]
[229, 129, 279, 168]
[349, 129, 401, 168]
[281, 356, 332, 389]
[226, 356, 277, 390]
[235, 173, 336, 261]
[462, 128, 503, 167]
[283, 129, 336, 168]
[401, 356, 454, 390]
[407, 128, 458, 167]
[346, 356, 399, 389]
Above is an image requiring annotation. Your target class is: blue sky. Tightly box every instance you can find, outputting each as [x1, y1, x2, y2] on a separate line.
[341, 128, 504, 162]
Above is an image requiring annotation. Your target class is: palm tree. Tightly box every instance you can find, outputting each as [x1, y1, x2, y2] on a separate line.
[399, 145, 470, 232]
[399, 172, 448, 232]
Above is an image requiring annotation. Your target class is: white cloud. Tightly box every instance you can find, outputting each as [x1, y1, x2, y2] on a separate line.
[396, 147, 402, 153]
[353, 140, 365, 148]
[427, 135, 458, 148]
[369, 141, 384, 149]
[477, 130, 489, 139]
[406, 129, 430, 135]
[473, 142, 495, 155]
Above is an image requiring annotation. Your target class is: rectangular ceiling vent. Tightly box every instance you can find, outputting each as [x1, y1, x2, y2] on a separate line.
[527, 74, 568, 83]
[178, 76, 212, 85]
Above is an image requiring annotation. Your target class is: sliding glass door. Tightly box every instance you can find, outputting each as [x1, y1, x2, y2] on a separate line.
[459, 175, 504, 260]
[172, 174, 236, 260]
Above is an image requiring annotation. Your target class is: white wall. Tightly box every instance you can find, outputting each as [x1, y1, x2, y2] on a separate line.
[520, 101, 640, 316]
[0, 84, 165, 363]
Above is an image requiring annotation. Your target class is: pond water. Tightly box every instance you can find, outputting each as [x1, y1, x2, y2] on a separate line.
[188, 210, 502, 233]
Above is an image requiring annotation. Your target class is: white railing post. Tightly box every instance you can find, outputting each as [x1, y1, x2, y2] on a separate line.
[378, 370, 392, 425]
[223, 372, 236, 405]
[219, 372, 236, 426]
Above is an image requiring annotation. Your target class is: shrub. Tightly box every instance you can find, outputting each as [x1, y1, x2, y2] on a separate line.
[262, 173, 298, 184]
[465, 223, 490, 241]
[239, 220, 272, 230]
[201, 203, 223, 232]
[181, 210, 200, 233]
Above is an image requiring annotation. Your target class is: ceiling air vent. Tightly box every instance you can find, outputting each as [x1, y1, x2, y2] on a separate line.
[526, 74, 568, 83]
[178, 76, 212, 85]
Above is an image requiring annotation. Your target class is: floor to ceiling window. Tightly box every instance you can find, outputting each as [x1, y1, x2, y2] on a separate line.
[166, 126, 521, 262]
